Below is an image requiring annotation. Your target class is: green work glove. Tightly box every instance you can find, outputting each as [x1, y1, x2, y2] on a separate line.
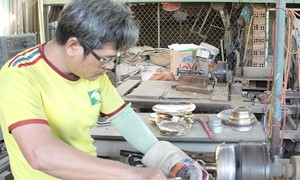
[141, 141, 208, 180]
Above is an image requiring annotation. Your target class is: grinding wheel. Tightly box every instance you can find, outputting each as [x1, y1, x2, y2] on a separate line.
[237, 142, 270, 180]
[215, 142, 270, 180]
[215, 144, 236, 180]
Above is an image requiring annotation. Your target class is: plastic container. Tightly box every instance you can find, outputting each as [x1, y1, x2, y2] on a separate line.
[196, 42, 220, 69]
[208, 119, 223, 134]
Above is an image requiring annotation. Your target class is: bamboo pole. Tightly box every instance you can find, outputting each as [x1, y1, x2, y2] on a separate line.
[37, 0, 45, 43]
[243, 16, 253, 67]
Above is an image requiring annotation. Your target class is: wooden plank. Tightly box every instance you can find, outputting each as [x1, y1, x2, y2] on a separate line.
[126, 80, 173, 99]
[116, 79, 141, 96]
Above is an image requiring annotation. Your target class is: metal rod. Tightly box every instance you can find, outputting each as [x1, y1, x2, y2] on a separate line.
[271, 0, 286, 158]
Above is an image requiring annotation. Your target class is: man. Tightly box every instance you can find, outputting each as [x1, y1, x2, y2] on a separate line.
[0, 0, 208, 179]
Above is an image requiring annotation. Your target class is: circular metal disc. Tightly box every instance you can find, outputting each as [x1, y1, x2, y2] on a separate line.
[238, 142, 270, 180]
[215, 144, 236, 180]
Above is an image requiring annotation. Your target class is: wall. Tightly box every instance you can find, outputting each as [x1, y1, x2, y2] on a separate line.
[0, 0, 10, 35]
[0, 0, 39, 36]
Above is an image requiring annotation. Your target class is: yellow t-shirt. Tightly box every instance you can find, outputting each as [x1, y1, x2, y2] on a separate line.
[0, 43, 125, 179]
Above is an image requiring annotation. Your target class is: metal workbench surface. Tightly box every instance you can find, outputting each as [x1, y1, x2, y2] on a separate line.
[91, 113, 267, 143]
[91, 113, 267, 156]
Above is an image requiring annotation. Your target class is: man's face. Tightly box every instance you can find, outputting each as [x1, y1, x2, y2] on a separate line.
[69, 42, 118, 81]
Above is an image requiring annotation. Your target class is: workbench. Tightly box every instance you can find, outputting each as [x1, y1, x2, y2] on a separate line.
[117, 80, 232, 113]
[91, 113, 267, 158]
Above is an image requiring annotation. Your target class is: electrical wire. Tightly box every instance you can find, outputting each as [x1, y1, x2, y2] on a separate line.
[280, 15, 292, 152]
[271, 9, 300, 155]
[263, 13, 278, 138]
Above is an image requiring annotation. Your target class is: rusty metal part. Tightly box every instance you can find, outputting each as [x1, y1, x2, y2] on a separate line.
[176, 75, 213, 95]
[177, 75, 207, 88]
[196, 118, 215, 140]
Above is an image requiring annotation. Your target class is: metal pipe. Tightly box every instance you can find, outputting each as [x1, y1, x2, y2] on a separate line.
[271, 0, 286, 158]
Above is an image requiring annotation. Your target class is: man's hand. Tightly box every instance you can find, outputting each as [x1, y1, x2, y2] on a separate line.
[169, 158, 208, 180]
[141, 141, 208, 180]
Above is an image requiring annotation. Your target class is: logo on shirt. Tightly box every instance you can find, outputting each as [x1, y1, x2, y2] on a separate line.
[88, 88, 101, 105]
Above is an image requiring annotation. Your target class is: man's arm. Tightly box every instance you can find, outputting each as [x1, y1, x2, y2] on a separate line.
[11, 123, 166, 180]
[110, 104, 208, 180]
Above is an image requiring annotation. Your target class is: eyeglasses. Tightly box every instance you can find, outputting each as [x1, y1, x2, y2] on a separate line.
[83, 45, 118, 67]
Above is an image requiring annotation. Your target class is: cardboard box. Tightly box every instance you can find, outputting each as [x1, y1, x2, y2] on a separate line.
[170, 50, 196, 75]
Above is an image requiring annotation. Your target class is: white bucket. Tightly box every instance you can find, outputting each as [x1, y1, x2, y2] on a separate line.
[199, 42, 220, 60]
[197, 42, 220, 68]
